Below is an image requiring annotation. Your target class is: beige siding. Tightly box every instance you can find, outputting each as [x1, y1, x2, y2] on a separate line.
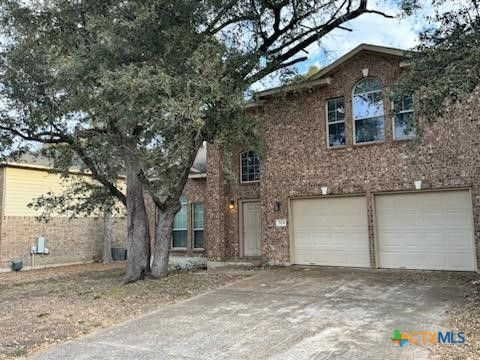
[4, 167, 125, 217]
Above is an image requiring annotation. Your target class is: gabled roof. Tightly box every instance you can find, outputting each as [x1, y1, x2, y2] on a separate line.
[190, 144, 207, 176]
[253, 43, 408, 101]
[309, 43, 407, 81]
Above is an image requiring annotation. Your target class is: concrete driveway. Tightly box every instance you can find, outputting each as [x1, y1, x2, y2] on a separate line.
[35, 267, 475, 360]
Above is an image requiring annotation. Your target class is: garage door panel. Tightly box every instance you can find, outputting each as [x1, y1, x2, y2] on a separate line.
[422, 211, 447, 226]
[376, 190, 475, 271]
[381, 251, 473, 271]
[447, 211, 472, 226]
[424, 232, 449, 247]
[380, 252, 449, 270]
[447, 231, 474, 248]
[295, 249, 370, 267]
[378, 213, 419, 228]
[292, 197, 370, 267]
[295, 231, 329, 248]
[380, 232, 423, 248]
[450, 253, 476, 269]
[447, 190, 470, 204]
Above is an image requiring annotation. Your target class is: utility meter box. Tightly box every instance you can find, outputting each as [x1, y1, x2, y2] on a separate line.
[36, 235, 46, 254]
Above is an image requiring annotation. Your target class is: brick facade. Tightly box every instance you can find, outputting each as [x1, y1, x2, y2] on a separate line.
[206, 49, 480, 270]
[0, 216, 127, 269]
[206, 145, 260, 261]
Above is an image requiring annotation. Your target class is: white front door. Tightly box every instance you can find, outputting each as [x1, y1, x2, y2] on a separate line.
[375, 190, 476, 271]
[291, 196, 370, 267]
[242, 201, 261, 257]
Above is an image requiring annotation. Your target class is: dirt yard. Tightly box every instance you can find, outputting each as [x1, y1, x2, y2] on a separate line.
[0, 263, 252, 359]
[432, 279, 480, 359]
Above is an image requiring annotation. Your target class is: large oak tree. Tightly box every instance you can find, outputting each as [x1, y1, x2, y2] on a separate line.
[0, 0, 401, 282]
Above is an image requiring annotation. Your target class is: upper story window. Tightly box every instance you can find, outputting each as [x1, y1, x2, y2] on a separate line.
[393, 94, 415, 140]
[240, 151, 260, 183]
[326, 97, 345, 147]
[172, 196, 188, 248]
[353, 78, 385, 144]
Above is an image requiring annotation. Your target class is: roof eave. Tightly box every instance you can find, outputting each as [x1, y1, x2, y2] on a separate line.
[255, 76, 332, 100]
[188, 173, 207, 179]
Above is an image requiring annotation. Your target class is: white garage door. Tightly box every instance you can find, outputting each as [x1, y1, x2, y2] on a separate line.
[375, 190, 476, 271]
[291, 197, 370, 267]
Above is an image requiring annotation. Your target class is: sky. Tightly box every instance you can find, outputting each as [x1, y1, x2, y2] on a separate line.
[251, 0, 434, 92]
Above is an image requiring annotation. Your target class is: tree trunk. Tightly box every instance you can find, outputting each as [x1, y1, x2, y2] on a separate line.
[103, 211, 113, 264]
[123, 162, 151, 283]
[151, 205, 178, 278]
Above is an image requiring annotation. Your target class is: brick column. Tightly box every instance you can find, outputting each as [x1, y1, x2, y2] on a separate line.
[205, 143, 227, 261]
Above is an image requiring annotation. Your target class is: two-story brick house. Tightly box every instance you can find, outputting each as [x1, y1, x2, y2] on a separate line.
[203, 43, 480, 272]
[3, 44, 478, 273]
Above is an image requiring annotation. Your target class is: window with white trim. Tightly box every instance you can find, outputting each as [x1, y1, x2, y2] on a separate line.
[172, 196, 188, 248]
[240, 151, 260, 183]
[353, 78, 385, 143]
[326, 97, 345, 147]
[393, 94, 415, 140]
[193, 202, 204, 249]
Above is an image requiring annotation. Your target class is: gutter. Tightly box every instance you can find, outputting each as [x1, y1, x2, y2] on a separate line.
[255, 77, 332, 99]
[188, 173, 207, 179]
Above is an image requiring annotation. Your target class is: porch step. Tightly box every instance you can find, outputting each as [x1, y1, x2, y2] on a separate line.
[207, 258, 262, 271]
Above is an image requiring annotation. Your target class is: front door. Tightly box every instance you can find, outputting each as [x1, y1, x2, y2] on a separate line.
[242, 201, 261, 257]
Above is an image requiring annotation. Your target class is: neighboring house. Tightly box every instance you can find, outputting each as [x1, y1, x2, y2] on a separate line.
[0, 147, 207, 271]
[0, 160, 127, 270]
[204, 44, 480, 272]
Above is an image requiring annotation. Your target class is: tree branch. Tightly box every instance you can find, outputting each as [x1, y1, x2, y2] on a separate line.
[0, 125, 65, 143]
[0, 123, 126, 205]
[70, 142, 127, 206]
[248, 56, 308, 83]
[246, 0, 395, 82]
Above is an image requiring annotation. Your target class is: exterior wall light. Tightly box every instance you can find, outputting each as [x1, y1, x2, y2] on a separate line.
[274, 201, 281, 212]
[414, 180, 422, 190]
[321, 186, 328, 195]
[228, 198, 236, 211]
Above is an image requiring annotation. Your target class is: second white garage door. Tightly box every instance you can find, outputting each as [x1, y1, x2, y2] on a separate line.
[291, 197, 370, 267]
[375, 190, 476, 271]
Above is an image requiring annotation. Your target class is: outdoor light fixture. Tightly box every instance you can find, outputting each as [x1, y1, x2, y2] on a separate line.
[228, 198, 236, 211]
[274, 201, 281, 212]
[414, 180, 422, 190]
[321, 186, 328, 195]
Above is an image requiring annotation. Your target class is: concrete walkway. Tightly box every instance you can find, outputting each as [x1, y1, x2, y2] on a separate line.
[35, 267, 474, 359]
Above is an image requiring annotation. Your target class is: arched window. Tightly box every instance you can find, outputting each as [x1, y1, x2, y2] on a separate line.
[172, 196, 188, 248]
[353, 78, 385, 144]
[240, 151, 260, 183]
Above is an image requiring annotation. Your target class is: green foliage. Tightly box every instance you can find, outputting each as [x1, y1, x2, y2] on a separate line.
[0, 0, 413, 217]
[0, 0, 254, 214]
[394, 0, 480, 120]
